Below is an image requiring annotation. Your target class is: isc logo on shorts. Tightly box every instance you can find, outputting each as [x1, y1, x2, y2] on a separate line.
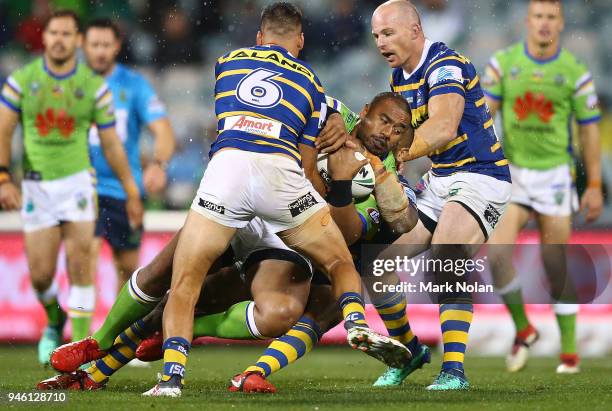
[224, 115, 282, 139]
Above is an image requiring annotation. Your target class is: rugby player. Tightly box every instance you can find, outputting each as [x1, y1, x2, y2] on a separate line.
[370, 1, 512, 390]
[37, 92, 419, 393]
[83, 18, 175, 292]
[483, 0, 602, 374]
[0, 10, 143, 365]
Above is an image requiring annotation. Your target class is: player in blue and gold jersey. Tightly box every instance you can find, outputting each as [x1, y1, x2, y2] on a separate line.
[370, 1, 513, 390]
[143, 2, 410, 397]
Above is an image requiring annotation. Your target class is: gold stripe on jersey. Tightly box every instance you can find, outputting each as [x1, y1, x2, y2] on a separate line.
[466, 75, 479, 90]
[222, 137, 301, 160]
[483, 118, 494, 129]
[392, 78, 425, 92]
[216, 68, 252, 81]
[218, 48, 323, 92]
[281, 99, 306, 123]
[490, 142, 501, 152]
[495, 159, 509, 166]
[475, 97, 486, 107]
[217, 110, 298, 136]
[432, 134, 467, 155]
[275, 77, 314, 112]
[430, 83, 465, 94]
[431, 156, 476, 168]
[423, 55, 468, 78]
[215, 90, 235, 100]
[302, 134, 316, 143]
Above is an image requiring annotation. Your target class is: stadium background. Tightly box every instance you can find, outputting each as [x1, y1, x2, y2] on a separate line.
[0, 0, 611, 357]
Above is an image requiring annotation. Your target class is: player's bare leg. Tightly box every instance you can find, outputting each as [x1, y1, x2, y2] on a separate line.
[489, 204, 538, 372]
[143, 211, 236, 397]
[62, 221, 96, 341]
[112, 248, 140, 293]
[26, 226, 64, 365]
[536, 213, 579, 373]
[278, 207, 411, 368]
[425, 202, 483, 391]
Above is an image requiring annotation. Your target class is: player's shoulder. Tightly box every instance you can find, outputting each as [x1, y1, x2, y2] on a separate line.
[558, 47, 590, 74]
[76, 62, 107, 87]
[491, 42, 523, 65]
[9, 57, 44, 82]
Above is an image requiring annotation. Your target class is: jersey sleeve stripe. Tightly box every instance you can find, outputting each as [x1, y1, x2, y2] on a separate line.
[483, 118, 494, 129]
[95, 84, 110, 100]
[301, 134, 316, 142]
[97, 120, 116, 129]
[576, 115, 601, 125]
[96, 92, 113, 109]
[574, 80, 595, 97]
[483, 89, 502, 101]
[466, 75, 479, 90]
[215, 90, 236, 100]
[0, 95, 20, 113]
[2, 84, 21, 102]
[475, 96, 486, 107]
[487, 57, 502, 78]
[574, 72, 592, 91]
[490, 142, 501, 152]
[495, 159, 509, 166]
[429, 83, 465, 93]
[432, 133, 467, 155]
[6, 76, 21, 94]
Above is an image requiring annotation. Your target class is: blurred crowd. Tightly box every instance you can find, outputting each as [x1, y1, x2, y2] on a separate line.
[0, 0, 611, 223]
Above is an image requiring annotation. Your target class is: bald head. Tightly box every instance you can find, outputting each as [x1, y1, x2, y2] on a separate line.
[371, 0, 425, 71]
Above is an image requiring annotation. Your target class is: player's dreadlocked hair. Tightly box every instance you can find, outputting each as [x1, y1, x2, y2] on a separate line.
[260, 2, 303, 36]
[370, 92, 412, 119]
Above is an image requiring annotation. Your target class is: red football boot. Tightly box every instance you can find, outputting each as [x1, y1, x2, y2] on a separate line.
[135, 331, 163, 362]
[36, 370, 106, 391]
[228, 371, 277, 393]
[50, 337, 106, 373]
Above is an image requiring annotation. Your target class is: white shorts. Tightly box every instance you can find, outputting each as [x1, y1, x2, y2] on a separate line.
[416, 170, 512, 238]
[232, 216, 313, 280]
[191, 150, 326, 233]
[510, 164, 578, 217]
[21, 170, 97, 233]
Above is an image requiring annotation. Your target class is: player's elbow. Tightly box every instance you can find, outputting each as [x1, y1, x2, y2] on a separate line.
[387, 211, 418, 235]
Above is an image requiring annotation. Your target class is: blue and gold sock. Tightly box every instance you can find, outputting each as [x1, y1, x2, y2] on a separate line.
[439, 303, 473, 373]
[86, 320, 147, 383]
[338, 292, 368, 327]
[161, 336, 190, 386]
[374, 291, 420, 354]
[245, 316, 322, 377]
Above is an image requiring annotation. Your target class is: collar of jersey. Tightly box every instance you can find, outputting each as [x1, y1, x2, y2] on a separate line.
[43, 57, 77, 80]
[523, 41, 561, 64]
[403, 38, 433, 80]
[259, 44, 295, 58]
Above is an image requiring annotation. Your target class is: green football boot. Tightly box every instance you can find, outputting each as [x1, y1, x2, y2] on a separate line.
[425, 369, 470, 391]
[373, 344, 431, 387]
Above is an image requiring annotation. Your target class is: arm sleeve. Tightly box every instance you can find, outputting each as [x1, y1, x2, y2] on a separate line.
[93, 80, 116, 129]
[482, 54, 503, 101]
[299, 77, 327, 147]
[354, 194, 381, 240]
[325, 95, 360, 131]
[425, 57, 468, 99]
[571, 68, 601, 124]
[135, 75, 167, 125]
[0, 72, 24, 113]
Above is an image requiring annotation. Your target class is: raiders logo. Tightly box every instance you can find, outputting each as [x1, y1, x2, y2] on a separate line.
[484, 204, 500, 228]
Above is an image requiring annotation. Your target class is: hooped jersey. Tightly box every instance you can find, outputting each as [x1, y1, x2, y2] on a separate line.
[483, 42, 601, 170]
[390, 40, 511, 183]
[211, 45, 327, 164]
[0, 57, 115, 180]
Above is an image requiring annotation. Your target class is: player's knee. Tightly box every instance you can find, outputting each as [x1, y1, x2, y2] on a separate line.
[256, 297, 304, 337]
[30, 275, 54, 293]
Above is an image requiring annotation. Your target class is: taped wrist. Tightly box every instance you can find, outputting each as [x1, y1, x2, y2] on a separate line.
[327, 180, 353, 207]
[374, 171, 409, 223]
[399, 133, 432, 161]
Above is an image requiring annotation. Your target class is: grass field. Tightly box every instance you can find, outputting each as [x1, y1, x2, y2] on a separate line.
[0, 345, 611, 410]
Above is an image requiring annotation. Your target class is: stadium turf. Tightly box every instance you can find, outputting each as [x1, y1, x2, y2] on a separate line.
[0, 345, 610, 410]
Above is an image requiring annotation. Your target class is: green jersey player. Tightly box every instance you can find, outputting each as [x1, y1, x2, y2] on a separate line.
[483, 0, 602, 374]
[0, 10, 143, 365]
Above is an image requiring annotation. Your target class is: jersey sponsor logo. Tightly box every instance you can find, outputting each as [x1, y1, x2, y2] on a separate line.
[226, 49, 314, 79]
[288, 192, 318, 218]
[510, 66, 521, 80]
[224, 115, 282, 139]
[198, 198, 225, 215]
[513, 91, 554, 123]
[484, 204, 501, 228]
[366, 207, 380, 224]
[428, 66, 463, 88]
[35, 108, 75, 137]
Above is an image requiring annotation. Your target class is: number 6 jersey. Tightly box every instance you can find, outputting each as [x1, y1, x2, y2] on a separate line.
[211, 44, 327, 164]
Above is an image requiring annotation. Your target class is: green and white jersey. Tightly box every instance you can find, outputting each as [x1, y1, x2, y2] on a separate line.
[1, 57, 116, 180]
[483, 42, 601, 170]
[326, 95, 401, 240]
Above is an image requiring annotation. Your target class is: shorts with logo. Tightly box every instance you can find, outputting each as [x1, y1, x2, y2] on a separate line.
[509, 164, 578, 217]
[191, 149, 326, 233]
[232, 216, 313, 281]
[95, 195, 143, 250]
[21, 169, 97, 233]
[416, 170, 512, 239]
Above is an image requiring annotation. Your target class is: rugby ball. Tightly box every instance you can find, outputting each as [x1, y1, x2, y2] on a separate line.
[317, 151, 375, 198]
